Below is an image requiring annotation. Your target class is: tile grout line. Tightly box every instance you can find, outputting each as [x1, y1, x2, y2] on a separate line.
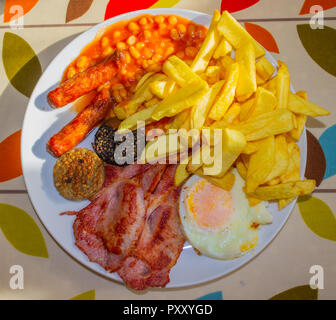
[0, 17, 335, 29]
[238, 17, 336, 22]
[0, 190, 28, 194]
[312, 189, 336, 193]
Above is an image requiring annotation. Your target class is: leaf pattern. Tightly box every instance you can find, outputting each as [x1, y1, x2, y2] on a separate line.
[0, 130, 22, 183]
[221, 0, 259, 13]
[104, 0, 157, 20]
[319, 124, 336, 180]
[0, 0, 333, 300]
[298, 196, 336, 241]
[70, 290, 96, 300]
[2, 32, 42, 97]
[150, 0, 180, 9]
[299, 0, 336, 15]
[297, 24, 336, 77]
[66, 0, 93, 23]
[196, 291, 223, 300]
[270, 285, 318, 300]
[244, 22, 279, 53]
[3, 0, 39, 23]
[305, 130, 326, 186]
[0, 203, 48, 258]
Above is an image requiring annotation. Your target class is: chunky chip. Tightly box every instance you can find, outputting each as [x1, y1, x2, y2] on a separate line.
[208, 62, 239, 121]
[149, 80, 168, 99]
[163, 55, 204, 87]
[190, 80, 224, 129]
[249, 180, 316, 200]
[287, 92, 330, 116]
[213, 38, 232, 59]
[140, 132, 188, 164]
[275, 61, 290, 109]
[246, 136, 275, 193]
[264, 135, 289, 182]
[144, 97, 160, 108]
[217, 10, 265, 58]
[115, 73, 166, 119]
[152, 80, 208, 120]
[231, 109, 294, 141]
[256, 56, 275, 82]
[187, 144, 211, 173]
[203, 128, 246, 177]
[119, 105, 157, 131]
[248, 87, 276, 118]
[236, 156, 247, 179]
[191, 9, 221, 73]
[239, 98, 255, 122]
[289, 91, 308, 141]
[235, 41, 257, 102]
[196, 168, 236, 191]
[242, 139, 266, 155]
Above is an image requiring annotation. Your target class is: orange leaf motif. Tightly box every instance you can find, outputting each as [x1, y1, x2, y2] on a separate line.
[66, 0, 94, 23]
[300, 0, 336, 15]
[0, 130, 22, 182]
[244, 22, 280, 53]
[3, 0, 39, 23]
[221, 0, 259, 13]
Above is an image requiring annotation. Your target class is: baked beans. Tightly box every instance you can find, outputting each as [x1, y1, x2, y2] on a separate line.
[63, 14, 207, 107]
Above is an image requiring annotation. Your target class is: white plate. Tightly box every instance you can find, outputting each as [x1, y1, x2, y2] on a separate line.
[21, 8, 307, 288]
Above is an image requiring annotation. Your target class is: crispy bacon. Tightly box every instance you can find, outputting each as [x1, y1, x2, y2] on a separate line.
[69, 164, 153, 272]
[118, 197, 184, 290]
[96, 181, 146, 255]
[48, 53, 119, 108]
[73, 194, 123, 272]
[103, 163, 152, 188]
[135, 164, 167, 198]
[64, 164, 185, 290]
[117, 165, 184, 290]
[47, 89, 114, 157]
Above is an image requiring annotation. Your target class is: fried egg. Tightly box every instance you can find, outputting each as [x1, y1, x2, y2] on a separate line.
[179, 169, 273, 260]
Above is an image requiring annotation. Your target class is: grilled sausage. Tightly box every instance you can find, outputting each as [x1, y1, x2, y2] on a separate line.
[48, 52, 119, 108]
[47, 89, 115, 157]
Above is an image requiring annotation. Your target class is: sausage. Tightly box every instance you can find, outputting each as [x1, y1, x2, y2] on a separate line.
[47, 89, 115, 157]
[48, 52, 119, 108]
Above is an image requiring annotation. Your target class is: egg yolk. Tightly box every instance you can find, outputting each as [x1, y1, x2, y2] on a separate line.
[187, 180, 233, 230]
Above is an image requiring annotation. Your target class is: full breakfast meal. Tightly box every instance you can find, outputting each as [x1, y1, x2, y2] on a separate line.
[45, 10, 329, 290]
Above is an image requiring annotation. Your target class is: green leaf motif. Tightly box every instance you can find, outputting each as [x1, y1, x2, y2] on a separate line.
[297, 24, 336, 77]
[150, 0, 180, 8]
[70, 290, 96, 300]
[298, 196, 336, 241]
[270, 285, 318, 300]
[2, 32, 42, 97]
[0, 203, 48, 258]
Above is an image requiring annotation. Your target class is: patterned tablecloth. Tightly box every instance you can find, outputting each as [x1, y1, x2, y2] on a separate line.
[0, 0, 335, 300]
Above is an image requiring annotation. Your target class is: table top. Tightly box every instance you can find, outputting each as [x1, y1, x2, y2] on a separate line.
[0, 0, 335, 300]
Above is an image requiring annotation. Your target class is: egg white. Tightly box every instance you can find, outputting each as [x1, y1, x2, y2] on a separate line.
[179, 169, 273, 260]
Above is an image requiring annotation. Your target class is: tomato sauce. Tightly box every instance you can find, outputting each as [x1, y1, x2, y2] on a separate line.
[64, 14, 207, 87]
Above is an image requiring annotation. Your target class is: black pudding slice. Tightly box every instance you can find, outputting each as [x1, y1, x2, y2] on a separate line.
[93, 118, 145, 166]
